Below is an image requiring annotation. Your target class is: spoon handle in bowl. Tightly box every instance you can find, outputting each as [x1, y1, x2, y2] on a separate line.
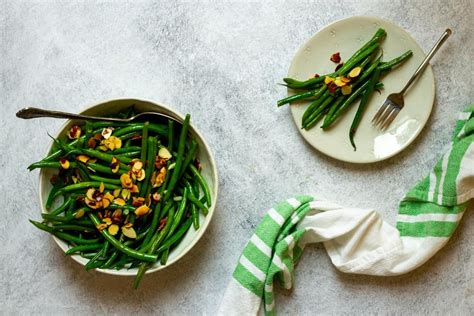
[16, 107, 126, 122]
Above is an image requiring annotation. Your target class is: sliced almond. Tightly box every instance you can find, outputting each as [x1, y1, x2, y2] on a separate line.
[134, 205, 150, 217]
[120, 173, 133, 189]
[68, 125, 82, 139]
[132, 160, 143, 171]
[153, 167, 167, 188]
[130, 184, 139, 193]
[121, 188, 131, 200]
[96, 223, 108, 231]
[334, 78, 346, 87]
[101, 127, 114, 139]
[108, 224, 119, 235]
[102, 198, 110, 208]
[104, 192, 114, 202]
[113, 198, 126, 206]
[74, 208, 85, 219]
[121, 226, 137, 239]
[132, 197, 145, 207]
[341, 85, 352, 95]
[86, 188, 96, 200]
[341, 76, 351, 83]
[324, 76, 334, 84]
[124, 222, 133, 228]
[158, 147, 172, 160]
[110, 157, 120, 173]
[99, 182, 105, 193]
[111, 209, 122, 223]
[102, 217, 112, 226]
[59, 158, 70, 169]
[136, 169, 146, 181]
[349, 66, 362, 78]
[152, 192, 161, 202]
[76, 155, 90, 163]
[113, 188, 121, 198]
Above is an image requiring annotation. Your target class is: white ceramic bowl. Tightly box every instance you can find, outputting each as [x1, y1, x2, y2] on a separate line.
[38, 98, 218, 276]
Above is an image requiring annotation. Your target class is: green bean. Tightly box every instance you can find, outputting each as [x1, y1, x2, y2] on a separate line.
[322, 96, 346, 127]
[178, 140, 198, 178]
[379, 50, 413, 71]
[349, 67, 381, 150]
[189, 165, 211, 207]
[89, 175, 122, 185]
[28, 161, 78, 171]
[190, 203, 199, 230]
[163, 114, 190, 201]
[88, 213, 157, 263]
[117, 151, 141, 158]
[157, 217, 193, 253]
[65, 243, 104, 255]
[54, 181, 120, 198]
[119, 132, 140, 141]
[46, 182, 63, 209]
[86, 162, 127, 175]
[302, 88, 330, 124]
[303, 94, 334, 129]
[160, 248, 170, 265]
[168, 120, 174, 152]
[112, 123, 168, 138]
[140, 122, 149, 162]
[166, 188, 188, 238]
[112, 146, 142, 154]
[101, 250, 120, 269]
[30, 220, 100, 244]
[49, 197, 74, 216]
[187, 191, 208, 216]
[85, 242, 108, 270]
[277, 85, 326, 107]
[134, 206, 176, 288]
[141, 136, 157, 197]
[81, 148, 132, 165]
[52, 224, 95, 232]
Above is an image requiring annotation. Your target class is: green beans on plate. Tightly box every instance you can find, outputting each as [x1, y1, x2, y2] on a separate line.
[278, 28, 413, 150]
[28, 107, 212, 288]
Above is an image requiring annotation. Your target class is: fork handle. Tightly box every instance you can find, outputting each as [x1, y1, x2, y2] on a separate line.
[400, 28, 451, 95]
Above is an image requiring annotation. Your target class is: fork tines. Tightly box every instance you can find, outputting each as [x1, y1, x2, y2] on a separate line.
[372, 99, 401, 130]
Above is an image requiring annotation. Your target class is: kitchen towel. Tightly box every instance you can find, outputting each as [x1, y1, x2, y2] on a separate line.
[219, 106, 473, 315]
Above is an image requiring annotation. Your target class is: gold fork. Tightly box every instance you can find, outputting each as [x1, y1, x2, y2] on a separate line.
[372, 29, 452, 129]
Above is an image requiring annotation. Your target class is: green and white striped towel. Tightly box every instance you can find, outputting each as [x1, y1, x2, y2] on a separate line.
[219, 106, 474, 315]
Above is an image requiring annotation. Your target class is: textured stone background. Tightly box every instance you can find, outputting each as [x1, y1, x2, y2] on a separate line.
[1, 0, 473, 314]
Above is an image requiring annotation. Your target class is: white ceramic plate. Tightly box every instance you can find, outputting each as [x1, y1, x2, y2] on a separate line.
[288, 16, 435, 163]
[38, 98, 218, 276]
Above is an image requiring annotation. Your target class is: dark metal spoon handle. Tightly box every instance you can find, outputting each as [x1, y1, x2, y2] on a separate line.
[16, 107, 126, 122]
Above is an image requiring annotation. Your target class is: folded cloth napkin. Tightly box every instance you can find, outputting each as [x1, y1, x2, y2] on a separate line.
[219, 106, 474, 315]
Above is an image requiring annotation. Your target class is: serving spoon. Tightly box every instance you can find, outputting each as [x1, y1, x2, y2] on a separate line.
[16, 107, 183, 124]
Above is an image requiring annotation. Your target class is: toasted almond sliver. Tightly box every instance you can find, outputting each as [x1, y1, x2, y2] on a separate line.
[136, 169, 146, 181]
[135, 205, 150, 217]
[104, 192, 114, 202]
[103, 217, 112, 226]
[349, 67, 362, 78]
[130, 184, 139, 193]
[132, 161, 143, 171]
[76, 155, 90, 163]
[99, 182, 105, 193]
[341, 76, 351, 83]
[108, 224, 119, 235]
[96, 223, 108, 231]
[124, 222, 133, 228]
[158, 147, 172, 160]
[121, 188, 131, 200]
[120, 173, 133, 189]
[59, 159, 70, 169]
[324, 76, 334, 84]
[113, 198, 126, 206]
[341, 85, 352, 96]
[102, 198, 110, 208]
[86, 188, 95, 200]
[334, 78, 345, 87]
[113, 189, 121, 198]
[122, 226, 137, 239]
[101, 127, 114, 139]
[74, 208, 85, 219]
[152, 192, 161, 202]
[111, 209, 122, 222]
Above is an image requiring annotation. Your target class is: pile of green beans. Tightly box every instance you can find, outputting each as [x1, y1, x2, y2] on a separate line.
[28, 107, 212, 288]
[278, 28, 413, 150]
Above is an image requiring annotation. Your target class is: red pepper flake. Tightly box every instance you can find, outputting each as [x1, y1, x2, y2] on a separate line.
[335, 63, 343, 72]
[158, 218, 167, 231]
[330, 52, 341, 63]
[68, 125, 82, 139]
[328, 82, 338, 94]
[50, 174, 59, 185]
[194, 159, 202, 171]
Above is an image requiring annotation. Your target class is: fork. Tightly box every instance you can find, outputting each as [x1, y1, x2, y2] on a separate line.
[372, 28, 452, 129]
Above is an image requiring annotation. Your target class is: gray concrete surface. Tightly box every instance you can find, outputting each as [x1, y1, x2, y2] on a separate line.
[1, 0, 473, 314]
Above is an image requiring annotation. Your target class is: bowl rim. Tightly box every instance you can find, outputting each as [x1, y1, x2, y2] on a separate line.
[38, 97, 219, 276]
